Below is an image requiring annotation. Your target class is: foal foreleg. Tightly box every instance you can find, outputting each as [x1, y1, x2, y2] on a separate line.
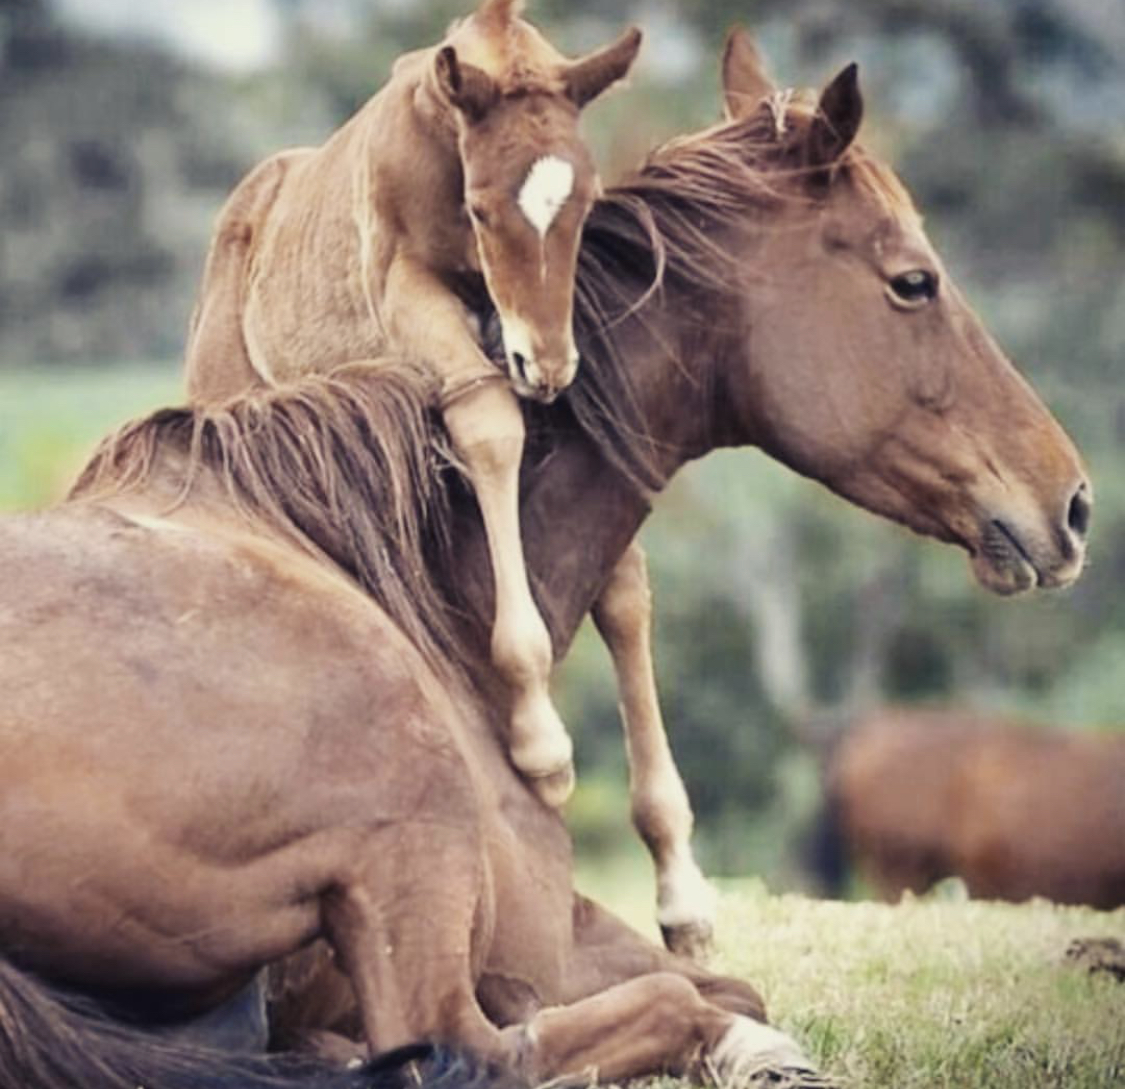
[592, 541, 716, 959]
[383, 256, 573, 808]
[443, 382, 574, 808]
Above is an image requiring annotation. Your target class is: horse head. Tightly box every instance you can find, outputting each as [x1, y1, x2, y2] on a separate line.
[716, 29, 1090, 594]
[433, 0, 641, 402]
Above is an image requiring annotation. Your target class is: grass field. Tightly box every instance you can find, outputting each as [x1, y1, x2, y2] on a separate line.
[579, 859, 1125, 1089]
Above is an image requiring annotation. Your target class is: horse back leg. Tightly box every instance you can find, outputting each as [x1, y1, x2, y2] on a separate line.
[591, 540, 716, 959]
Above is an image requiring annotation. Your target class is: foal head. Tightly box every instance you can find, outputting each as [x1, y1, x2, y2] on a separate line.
[714, 30, 1090, 594]
[433, 0, 641, 402]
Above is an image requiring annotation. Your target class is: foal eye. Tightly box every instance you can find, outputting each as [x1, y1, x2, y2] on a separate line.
[888, 269, 939, 307]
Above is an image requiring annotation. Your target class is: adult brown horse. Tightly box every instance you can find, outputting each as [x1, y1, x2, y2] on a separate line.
[0, 33, 1089, 1089]
[825, 708, 1125, 908]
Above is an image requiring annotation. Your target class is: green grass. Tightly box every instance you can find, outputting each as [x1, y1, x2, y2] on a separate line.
[578, 862, 1125, 1088]
[0, 364, 180, 509]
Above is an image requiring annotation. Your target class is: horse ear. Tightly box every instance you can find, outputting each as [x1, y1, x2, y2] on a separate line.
[434, 46, 499, 123]
[721, 27, 775, 119]
[806, 62, 863, 170]
[562, 26, 643, 109]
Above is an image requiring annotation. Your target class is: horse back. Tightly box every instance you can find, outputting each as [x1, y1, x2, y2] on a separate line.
[186, 50, 474, 403]
[185, 148, 310, 403]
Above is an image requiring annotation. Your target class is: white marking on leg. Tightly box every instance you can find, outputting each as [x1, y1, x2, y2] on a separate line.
[709, 1016, 818, 1087]
[517, 155, 574, 238]
[656, 849, 718, 930]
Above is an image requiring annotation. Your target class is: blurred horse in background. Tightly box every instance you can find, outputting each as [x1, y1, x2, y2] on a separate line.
[824, 708, 1125, 908]
[0, 31, 1091, 1089]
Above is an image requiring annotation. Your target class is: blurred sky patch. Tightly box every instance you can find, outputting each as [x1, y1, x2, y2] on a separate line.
[55, 0, 283, 71]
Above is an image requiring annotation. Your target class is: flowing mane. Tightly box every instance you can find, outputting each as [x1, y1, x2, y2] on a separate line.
[71, 360, 471, 683]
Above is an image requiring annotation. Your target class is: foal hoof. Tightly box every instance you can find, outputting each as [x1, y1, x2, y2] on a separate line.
[661, 918, 715, 962]
[527, 761, 576, 808]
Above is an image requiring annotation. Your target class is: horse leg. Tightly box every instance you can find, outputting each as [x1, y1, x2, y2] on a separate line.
[267, 942, 365, 1061]
[443, 381, 574, 808]
[564, 893, 767, 1021]
[591, 540, 716, 959]
[491, 894, 825, 1085]
[317, 820, 510, 1061]
[503, 972, 818, 1086]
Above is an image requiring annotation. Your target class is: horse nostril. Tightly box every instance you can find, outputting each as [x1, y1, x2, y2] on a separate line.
[1067, 482, 1092, 539]
[510, 352, 528, 382]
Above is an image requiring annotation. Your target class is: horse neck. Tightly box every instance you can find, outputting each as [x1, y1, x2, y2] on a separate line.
[484, 284, 728, 656]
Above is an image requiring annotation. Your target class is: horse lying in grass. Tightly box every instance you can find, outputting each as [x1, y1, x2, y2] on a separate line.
[0, 32, 1090, 1089]
[825, 708, 1124, 908]
[186, 0, 641, 817]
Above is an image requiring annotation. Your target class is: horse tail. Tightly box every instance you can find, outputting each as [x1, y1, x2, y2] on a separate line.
[0, 958, 519, 1089]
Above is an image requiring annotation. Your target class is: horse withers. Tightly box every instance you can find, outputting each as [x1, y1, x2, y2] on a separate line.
[0, 31, 1090, 1089]
[185, 0, 642, 812]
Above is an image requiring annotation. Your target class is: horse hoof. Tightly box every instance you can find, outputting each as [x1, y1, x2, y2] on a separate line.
[527, 762, 575, 808]
[661, 918, 714, 962]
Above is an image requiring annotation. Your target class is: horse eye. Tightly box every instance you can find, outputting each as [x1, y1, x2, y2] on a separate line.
[888, 269, 938, 307]
[468, 204, 491, 228]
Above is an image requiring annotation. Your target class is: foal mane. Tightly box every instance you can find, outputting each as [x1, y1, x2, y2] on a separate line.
[72, 361, 471, 683]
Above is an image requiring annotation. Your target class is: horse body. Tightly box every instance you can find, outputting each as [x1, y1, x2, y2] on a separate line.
[0, 473, 580, 1029]
[828, 708, 1125, 907]
[0, 36, 1093, 1088]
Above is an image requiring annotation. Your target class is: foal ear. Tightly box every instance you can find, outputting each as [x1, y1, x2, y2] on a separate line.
[562, 26, 643, 109]
[721, 27, 775, 120]
[806, 62, 864, 171]
[434, 46, 499, 123]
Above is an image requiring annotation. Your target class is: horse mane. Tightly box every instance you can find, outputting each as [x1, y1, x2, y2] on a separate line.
[71, 361, 473, 685]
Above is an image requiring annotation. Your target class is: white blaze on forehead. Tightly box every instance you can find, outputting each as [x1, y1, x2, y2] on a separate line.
[517, 156, 575, 238]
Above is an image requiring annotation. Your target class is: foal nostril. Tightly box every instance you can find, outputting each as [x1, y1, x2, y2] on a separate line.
[1066, 482, 1092, 539]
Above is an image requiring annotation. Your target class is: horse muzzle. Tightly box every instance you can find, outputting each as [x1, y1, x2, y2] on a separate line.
[968, 480, 1092, 595]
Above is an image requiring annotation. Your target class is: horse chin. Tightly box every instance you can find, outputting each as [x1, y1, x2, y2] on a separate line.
[509, 374, 560, 404]
[969, 550, 1037, 596]
[968, 520, 1041, 596]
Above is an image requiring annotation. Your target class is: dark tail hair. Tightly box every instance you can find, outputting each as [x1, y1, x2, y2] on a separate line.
[803, 780, 850, 898]
[0, 959, 519, 1089]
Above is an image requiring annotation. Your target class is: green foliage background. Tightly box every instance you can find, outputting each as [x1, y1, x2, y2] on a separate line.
[1, 0, 1122, 891]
